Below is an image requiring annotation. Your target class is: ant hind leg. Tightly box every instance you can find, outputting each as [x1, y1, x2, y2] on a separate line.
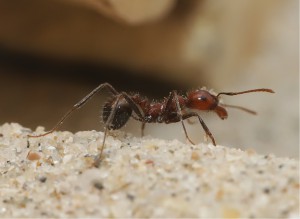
[94, 127, 109, 168]
[28, 82, 119, 138]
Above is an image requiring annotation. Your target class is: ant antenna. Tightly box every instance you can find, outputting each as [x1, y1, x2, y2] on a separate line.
[220, 103, 257, 115]
[217, 88, 274, 98]
[216, 88, 274, 115]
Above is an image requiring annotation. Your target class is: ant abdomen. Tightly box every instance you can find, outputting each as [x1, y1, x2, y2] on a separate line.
[102, 98, 132, 130]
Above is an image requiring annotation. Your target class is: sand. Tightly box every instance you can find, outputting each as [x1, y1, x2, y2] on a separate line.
[0, 123, 299, 218]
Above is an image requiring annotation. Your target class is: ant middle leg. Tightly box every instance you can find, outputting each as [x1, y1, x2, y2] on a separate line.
[161, 90, 196, 145]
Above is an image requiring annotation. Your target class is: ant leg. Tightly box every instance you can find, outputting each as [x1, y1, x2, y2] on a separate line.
[28, 82, 118, 138]
[94, 127, 109, 168]
[180, 121, 195, 145]
[183, 110, 196, 124]
[94, 95, 122, 167]
[119, 92, 148, 137]
[167, 91, 196, 145]
[141, 122, 146, 137]
[120, 92, 145, 120]
[182, 112, 216, 146]
[130, 114, 146, 136]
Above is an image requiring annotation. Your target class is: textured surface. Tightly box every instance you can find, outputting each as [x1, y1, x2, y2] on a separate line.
[0, 123, 299, 218]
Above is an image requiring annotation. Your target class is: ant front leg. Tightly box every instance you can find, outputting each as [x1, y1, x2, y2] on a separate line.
[182, 112, 216, 146]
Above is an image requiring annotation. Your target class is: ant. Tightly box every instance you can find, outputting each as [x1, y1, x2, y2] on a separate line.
[28, 82, 274, 167]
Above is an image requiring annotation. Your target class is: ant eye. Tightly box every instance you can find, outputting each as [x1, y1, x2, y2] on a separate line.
[199, 96, 207, 101]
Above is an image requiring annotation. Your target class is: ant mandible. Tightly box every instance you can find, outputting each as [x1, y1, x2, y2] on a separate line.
[28, 82, 274, 167]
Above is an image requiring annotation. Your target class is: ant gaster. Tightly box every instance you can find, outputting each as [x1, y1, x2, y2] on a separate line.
[28, 83, 274, 167]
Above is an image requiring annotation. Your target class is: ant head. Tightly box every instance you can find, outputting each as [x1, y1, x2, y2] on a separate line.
[102, 97, 133, 130]
[186, 88, 274, 120]
[186, 89, 228, 119]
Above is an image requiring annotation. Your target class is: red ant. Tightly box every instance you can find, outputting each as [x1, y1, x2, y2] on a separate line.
[28, 83, 274, 167]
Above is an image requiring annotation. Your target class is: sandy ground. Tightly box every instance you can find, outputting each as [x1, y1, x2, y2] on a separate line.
[0, 123, 299, 218]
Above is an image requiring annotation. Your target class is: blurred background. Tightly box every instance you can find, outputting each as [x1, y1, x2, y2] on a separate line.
[0, 0, 298, 158]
